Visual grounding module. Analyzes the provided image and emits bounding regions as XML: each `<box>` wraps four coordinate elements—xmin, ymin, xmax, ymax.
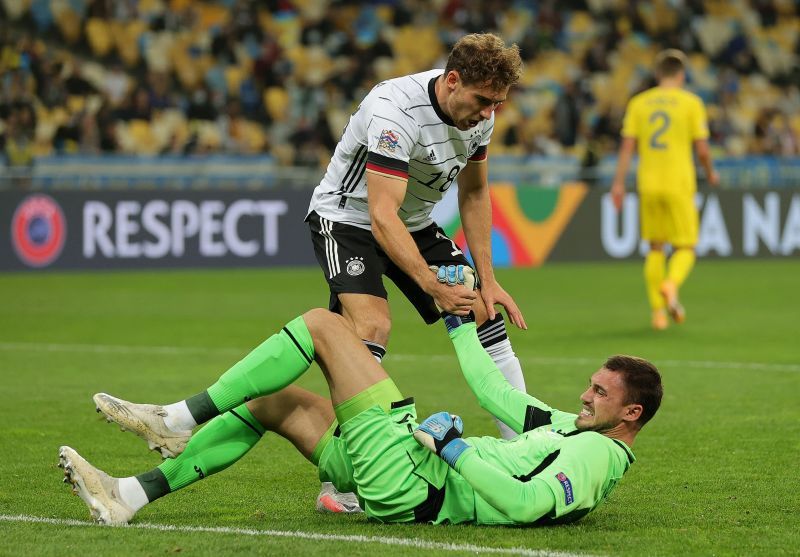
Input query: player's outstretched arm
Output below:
<box><xmin>413</xmin><ymin>411</ymin><xmax>556</xmax><ymax>524</ymax></box>
<box><xmin>431</xmin><ymin>266</ymin><xmax>545</xmax><ymax>434</ymax></box>
<box><xmin>457</xmin><ymin>162</ymin><xmax>527</xmax><ymax>329</ymax></box>
<box><xmin>478</xmin><ymin>280</ymin><xmax>527</xmax><ymax>330</ymax></box>
<box><xmin>457</xmin><ymin>448</ymin><xmax>557</xmax><ymax>524</ymax></box>
<box><xmin>368</xmin><ymin>173</ymin><xmax>476</xmax><ymax>315</ymax></box>
<box><xmin>442</xmin><ymin>314</ymin><xmax>540</xmax><ymax>435</ymax></box>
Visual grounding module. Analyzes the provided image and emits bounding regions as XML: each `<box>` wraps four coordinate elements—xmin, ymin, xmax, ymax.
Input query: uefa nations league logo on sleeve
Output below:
<box><xmin>11</xmin><ymin>194</ymin><xmax>67</xmax><ymax>268</ymax></box>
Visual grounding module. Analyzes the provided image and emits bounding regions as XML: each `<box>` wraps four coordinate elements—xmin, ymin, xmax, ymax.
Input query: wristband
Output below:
<box><xmin>440</xmin><ymin>438</ymin><xmax>470</xmax><ymax>468</ymax></box>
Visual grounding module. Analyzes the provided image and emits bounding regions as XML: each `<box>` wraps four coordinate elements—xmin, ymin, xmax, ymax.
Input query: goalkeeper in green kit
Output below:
<box><xmin>59</xmin><ymin>266</ymin><xmax>662</xmax><ymax>526</ymax></box>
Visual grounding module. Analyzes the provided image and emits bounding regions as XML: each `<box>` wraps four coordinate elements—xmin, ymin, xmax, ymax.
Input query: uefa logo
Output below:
<box><xmin>11</xmin><ymin>194</ymin><xmax>67</xmax><ymax>268</ymax></box>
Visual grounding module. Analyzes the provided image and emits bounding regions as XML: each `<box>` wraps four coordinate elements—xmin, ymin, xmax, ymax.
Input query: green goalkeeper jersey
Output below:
<box><xmin>432</xmin><ymin>325</ymin><xmax>636</xmax><ymax>525</ymax></box>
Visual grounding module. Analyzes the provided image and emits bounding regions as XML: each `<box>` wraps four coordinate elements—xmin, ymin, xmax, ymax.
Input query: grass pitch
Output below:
<box><xmin>1</xmin><ymin>259</ymin><xmax>798</xmax><ymax>556</ymax></box>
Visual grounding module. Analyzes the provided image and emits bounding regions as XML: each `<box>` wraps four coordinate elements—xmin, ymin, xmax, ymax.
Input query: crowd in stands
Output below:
<box><xmin>1</xmin><ymin>0</ymin><xmax>798</xmax><ymax>174</ymax></box>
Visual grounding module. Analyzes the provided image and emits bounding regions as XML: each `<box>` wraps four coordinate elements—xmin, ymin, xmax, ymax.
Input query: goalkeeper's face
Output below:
<box><xmin>575</xmin><ymin>369</ymin><xmax>639</xmax><ymax>433</ymax></box>
<box><xmin>445</xmin><ymin>73</ymin><xmax>508</xmax><ymax>131</ymax></box>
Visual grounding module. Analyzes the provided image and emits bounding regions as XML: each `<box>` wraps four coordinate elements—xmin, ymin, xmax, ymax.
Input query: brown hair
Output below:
<box><xmin>603</xmin><ymin>355</ymin><xmax>663</xmax><ymax>427</ymax></box>
<box><xmin>655</xmin><ymin>49</ymin><xmax>687</xmax><ymax>79</ymax></box>
<box><xmin>445</xmin><ymin>33</ymin><xmax>523</xmax><ymax>90</ymax></box>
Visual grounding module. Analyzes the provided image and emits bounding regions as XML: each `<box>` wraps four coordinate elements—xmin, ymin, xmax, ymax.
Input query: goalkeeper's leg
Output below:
<box><xmin>95</xmin><ymin>314</ymin><xmax>320</xmax><ymax>454</ymax></box>
<box><xmin>66</xmin><ymin>387</ymin><xmax>347</xmax><ymax>522</ymax></box>
<box><xmin>61</xmin><ymin>403</ymin><xmax>266</xmax><ymax>524</ymax></box>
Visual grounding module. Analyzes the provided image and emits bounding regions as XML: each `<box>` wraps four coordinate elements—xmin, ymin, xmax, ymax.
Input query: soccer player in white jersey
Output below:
<box><xmin>307</xmin><ymin>33</ymin><xmax>529</xmax><ymax>511</ymax></box>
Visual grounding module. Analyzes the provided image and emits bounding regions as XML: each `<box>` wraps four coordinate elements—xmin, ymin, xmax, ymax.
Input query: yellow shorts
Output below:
<box><xmin>639</xmin><ymin>191</ymin><xmax>698</xmax><ymax>246</ymax></box>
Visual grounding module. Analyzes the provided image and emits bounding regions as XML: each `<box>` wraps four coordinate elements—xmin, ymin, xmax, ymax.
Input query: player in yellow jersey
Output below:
<box><xmin>611</xmin><ymin>49</ymin><xmax>719</xmax><ymax>330</ymax></box>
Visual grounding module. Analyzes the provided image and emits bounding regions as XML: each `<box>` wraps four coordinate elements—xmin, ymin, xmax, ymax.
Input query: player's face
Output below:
<box><xmin>446</xmin><ymin>73</ymin><xmax>508</xmax><ymax>131</ymax></box>
<box><xmin>575</xmin><ymin>369</ymin><xmax>633</xmax><ymax>432</ymax></box>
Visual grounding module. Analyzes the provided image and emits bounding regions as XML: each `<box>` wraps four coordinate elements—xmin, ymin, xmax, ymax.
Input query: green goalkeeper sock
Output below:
<box><xmin>184</xmin><ymin>315</ymin><xmax>315</xmax><ymax>424</ymax></box>
<box><xmin>136</xmin><ymin>404</ymin><xmax>266</xmax><ymax>502</ymax></box>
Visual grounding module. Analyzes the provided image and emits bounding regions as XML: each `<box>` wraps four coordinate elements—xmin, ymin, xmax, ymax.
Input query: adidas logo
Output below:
<box><xmin>422</xmin><ymin>150</ymin><xmax>436</xmax><ymax>162</ymax></box>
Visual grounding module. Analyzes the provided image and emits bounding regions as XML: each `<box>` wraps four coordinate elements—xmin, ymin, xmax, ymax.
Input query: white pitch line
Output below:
<box><xmin>391</xmin><ymin>354</ymin><xmax>800</xmax><ymax>373</ymax></box>
<box><xmin>0</xmin><ymin>341</ymin><xmax>244</xmax><ymax>356</ymax></box>
<box><xmin>1</xmin><ymin>341</ymin><xmax>798</xmax><ymax>373</ymax></box>
<box><xmin>0</xmin><ymin>514</ymin><xmax>594</xmax><ymax>557</ymax></box>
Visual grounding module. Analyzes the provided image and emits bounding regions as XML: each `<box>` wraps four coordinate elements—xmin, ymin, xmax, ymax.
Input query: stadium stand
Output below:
<box><xmin>0</xmin><ymin>0</ymin><xmax>798</xmax><ymax>179</ymax></box>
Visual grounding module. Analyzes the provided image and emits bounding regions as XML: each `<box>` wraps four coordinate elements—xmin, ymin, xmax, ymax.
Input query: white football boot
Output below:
<box><xmin>58</xmin><ymin>446</ymin><xmax>136</xmax><ymax>525</ymax></box>
<box><xmin>316</xmin><ymin>482</ymin><xmax>362</xmax><ymax>514</ymax></box>
<box><xmin>93</xmin><ymin>393</ymin><xmax>191</xmax><ymax>458</ymax></box>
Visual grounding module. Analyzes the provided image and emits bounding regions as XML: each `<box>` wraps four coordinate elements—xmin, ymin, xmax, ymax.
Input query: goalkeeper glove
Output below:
<box><xmin>428</xmin><ymin>265</ymin><xmax>477</xmax><ymax>331</ymax></box>
<box><xmin>429</xmin><ymin>264</ymin><xmax>477</xmax><ymax>289</ymax></box>
<box><xmin>413</xmin><ymin>411</ymin><xmax>470</xmax><ymax>468</ymax></box>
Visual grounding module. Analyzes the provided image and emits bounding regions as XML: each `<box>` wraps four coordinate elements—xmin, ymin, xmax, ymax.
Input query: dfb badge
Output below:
<box><xmin>346</xmin><ymin>257</ymin><xmax>365</xmax><ymax>276</ymax></box>
<box><xmin>468</xmin><ymin>136</ymin><xmax>481</xmax><ymax>157</ymax></box>
<box><xmin>11</xmin><ymin>194</ymin><xmax>67</xmax><ymax>268</ymax></box>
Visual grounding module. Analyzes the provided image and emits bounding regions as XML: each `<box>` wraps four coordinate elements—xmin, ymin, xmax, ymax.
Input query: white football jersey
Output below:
<box><xmin>307</xmin><ymin>69</ymin><xmax>493</xmax><ymax>232</ymax></box>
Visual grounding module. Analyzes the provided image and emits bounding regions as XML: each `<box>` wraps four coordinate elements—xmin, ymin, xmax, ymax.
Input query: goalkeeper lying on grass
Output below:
<box><xmin>59</xmin><ymin>266</ymin><xmax>662</xmax><ymax>526</ymax></box>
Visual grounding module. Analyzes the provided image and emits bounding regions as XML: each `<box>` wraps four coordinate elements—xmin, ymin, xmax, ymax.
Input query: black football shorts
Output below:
<box><xmin>307</xmin><ymin>211</ymin><xmax>472</xmax><ymax>324</ymax></box>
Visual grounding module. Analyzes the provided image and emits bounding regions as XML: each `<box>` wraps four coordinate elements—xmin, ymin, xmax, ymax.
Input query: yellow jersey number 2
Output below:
<box><xmin>649</xmin><ymin>111</ymin><xmax>671</xmax><ymax>150</ymax></box>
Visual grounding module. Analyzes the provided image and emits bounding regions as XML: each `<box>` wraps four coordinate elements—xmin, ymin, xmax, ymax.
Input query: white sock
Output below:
<box><xmin>162</xmin><ymin>401</ymin><xmax>197</xmax><ymax>432</ymax></box>
<box><xmin>118</xmin><ymin>476</ymin><xmax>150</xmax><ymax>512</ymax></box>
<box><xmin>486</xmin><ymin>339</ymin><xmax>526</xmax><ymax>390</ymax></box>
<box><xmin>477</xmin><ymin>316</ymin><xmax>527</xmax><ymax>440</ymax></box>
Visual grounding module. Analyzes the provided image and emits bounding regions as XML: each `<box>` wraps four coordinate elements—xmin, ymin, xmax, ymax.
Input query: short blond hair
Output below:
<box><xmin>445</xmin><ymin>33</ymin><xmax>523</xmax><ymax>90</ymax></box>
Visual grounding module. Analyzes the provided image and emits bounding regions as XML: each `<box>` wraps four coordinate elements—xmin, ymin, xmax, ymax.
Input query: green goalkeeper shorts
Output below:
<box><xmin>318</xmin><ymin>398</ymin><xmax>450</xmax><ymax>523</ymax></box>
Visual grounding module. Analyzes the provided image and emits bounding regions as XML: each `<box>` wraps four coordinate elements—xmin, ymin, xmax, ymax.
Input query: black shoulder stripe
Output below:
<box><xmin>513</xmin><ymin>450</ymin><xmax>561</xmax><ymax>483</ymax></box>
<box><xmin>282</xmin><ymin>326</ymin><xmax>312</xmax><ymax>364</ymax></box>
<box><xmin>340</xmin><ymin>144</ymin><xmax>366</xmax><ymax>190</ymax></box>
<box><xmin>523</xmin><ymin>405</ymin><xmax>553</xmax><ymax>432</ymax></box>
<box><xmin>367</xmin><ymin>151</ymin><xmax>410</xmax><ymax>173</ymax></box>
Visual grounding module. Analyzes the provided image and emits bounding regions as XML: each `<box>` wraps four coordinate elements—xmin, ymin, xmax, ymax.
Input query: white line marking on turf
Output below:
<box><xmin>0</xmin><ymin>515</ymin><xmax>594</xmax><ymax>557</ymax></box>
<box><xmin>391</xmin><ymin>354</ymin><xmax>800</xmax><ymax>373</ymax></box>
<box><xmin>2</xmin><ymin>340</ymin><xmax>798</xmax><ymax>373</ymax></box>
<box><xmin>0</xmin><ymin>341</ymin><xmax>244</xmax><ymax>356</ymax></box>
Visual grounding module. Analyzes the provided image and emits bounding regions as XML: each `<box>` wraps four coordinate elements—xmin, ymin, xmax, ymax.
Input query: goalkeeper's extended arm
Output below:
<box><xmin>445</xmin><ymin>322</ymin><xmax>534</xmax><ymax>434</ymax></box>
<box><xmin>455</xmin><ymin>449</ymin><xmax>556</xmax><ymax>524</ymax></box>
<box><xmin>431</xmin><ymin>264</ymin><xmax>536</xmax><ymax>434</ymax></box>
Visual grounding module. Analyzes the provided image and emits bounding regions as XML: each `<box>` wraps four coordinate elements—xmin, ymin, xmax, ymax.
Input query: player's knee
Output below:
<box><xmin>352</xmin><ymin>312</ymin><xmax>391</xmax><ymax>345</ymax></box>
<box><xmin>302</xmin><ymin>308</ymin><xmax>347</xmax><ymax>338</ymax></box>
